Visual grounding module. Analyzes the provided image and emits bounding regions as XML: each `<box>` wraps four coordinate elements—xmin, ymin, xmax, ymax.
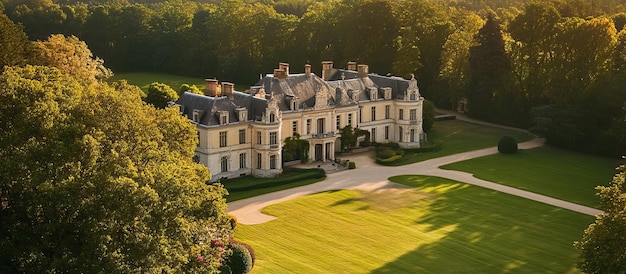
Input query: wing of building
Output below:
<box><xmin>176</xmin><ymin>61</ymin><xmax>424</xmax><ymax>182</ymax></box>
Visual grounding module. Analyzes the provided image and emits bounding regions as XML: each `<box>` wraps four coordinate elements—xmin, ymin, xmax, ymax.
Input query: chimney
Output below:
<box><xmin>274</xmin><ymin>68</ymin><xmax>287</xmax><ymax>80</ymax></box>
<box><xmin>304</xmin><ymin>64</ymin><xmax>311</xmax><ymax>76</ymax></box>
<box><xmin>321</xmin><ymin>61</ymin><xmax>333</xmax><ymax>81</ymax></box>
<box><xmin>347</xmin><ymin>61</ymin><xmax>357</xmax><ymax>71</ymax></box>
<box><xmin>222</xmin><ymin>82</ymin><xmax>234</xmax><ymax>99</ymax></box>
<box><xmin>279</xmin><ymin>62</ymin><xmax>289</xmax><ymax>76</ymax></box>
<box><xmin>205</xmin><ymin>79</ymin><xmax>219</xmax><ymax>97</ymax></box>
<box><xmin>357</xmin><ymin>64</ymin><xmax>369</xmax><ymax>78</ymax></box>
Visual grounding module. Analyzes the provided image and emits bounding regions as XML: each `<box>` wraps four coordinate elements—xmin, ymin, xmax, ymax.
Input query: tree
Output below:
<box><xmin>575</xmin><ymin>162</ymin><xmax>626</xmax><ymax>273</ymax></box>
<box><xmin>33</xmin><ymin>34</ymin><xmax>112</xmax><ymax>84</ymax></box>
<box><xmin>422</xmin><ymin>99</ymin><xmax>435</xmax><ymax>132</ymax></box>
<box><xmin>339</xmin><ymin>125</ymin><xmax>356</xmax><ymax>152</ymax></box>
<box><xmin>0</xmin><ymin>13</ymin><xmax>33</xmax><ymax>68</ymax></box>
<box><xmin>467</xmin><ymin>13</ymin><xmax>513</xmax><ymax>121</ymax></box>
<box><xmin>145</xmin><ymin>82</ymin><xmax>179</xmax><ymax>108</ymax></box>
<box><xmin>0</xmin><ymin>65</ymin><xmax>232</xmax><ymax>272</ymax></box>
<box><xmin>180</xmin><ymin>83</ymin><xmax>203</xmax><ymax>96</ymax></box>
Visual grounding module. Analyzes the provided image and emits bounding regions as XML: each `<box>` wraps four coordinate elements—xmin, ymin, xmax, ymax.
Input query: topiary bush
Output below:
<box><xmin>348</xmin><ymin>161</ymin><xmax>356</xmax><ymax>169</ymax></box>
<box><xmin>498</xmin><ymin>136</ymin><xmax>518</xmax><ymax>154</ymax></box>
<box><xmin>224</xmin><ymin>242</ymin><xmax>253</xmax><ymax>274</ymax></box>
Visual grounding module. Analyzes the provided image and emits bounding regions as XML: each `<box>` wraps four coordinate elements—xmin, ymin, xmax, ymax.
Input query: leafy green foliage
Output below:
<box><xmin>145</xmin><ymin>82</ymin><xmax>178</xmax><ymax>108</ymax></box>
<box><xmin>283</xmin><ymin>133</ymin><xmax>310</xmax><ymax>163</ymax></box>
<box><xmin>339</xmin><ymin>125</ymin><xmax>356</xmax><ymax>152</ymax></box>
<box><xmin>180</xmin><ymin>83</ymin><xmax>203</xmax><ymax>96</ymax></box>
<box><xmin>497</xmin><ymin>136</ymin><xmax>518</xmax><ymax>154</ymax></box>
<box><xmin>0</xmin><ymin>65</ymin><xmax>232</xmax><ymax>272</ymax></box>
<box><xmin>0</xmin><ymin>13</ymin><xmax>33</xmax><ymax>67</ymax></box>
<box><xmin>32</xmin><ymin>34</ymin><xmax>112</xmax><ymax>84</ymax></box>
<box><xmin>575</xmin><ymin>163</ymin><xmax>626</xmax><ymax>272</ymax></box>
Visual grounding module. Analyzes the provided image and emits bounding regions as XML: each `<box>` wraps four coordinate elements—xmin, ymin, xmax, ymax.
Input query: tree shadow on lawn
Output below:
<box><xmin>371</xmin><ymin>175</ymin><xmax>594</xmax><ymax>273</ymax></box>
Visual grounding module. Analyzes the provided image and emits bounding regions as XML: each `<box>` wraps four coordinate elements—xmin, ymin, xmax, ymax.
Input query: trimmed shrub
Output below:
<box><xmin>405</xmin><ymin>142</ymin><xmax>442</xmax><ymax>153</ymax></box>
<box><xmin>348</xmin><ymin>161</ymin><xmax>356</xmax><ymax>169</ymax></box>
<box><xmin>498</xmin><ymin>136</ymin><xmax>518</xmax><ymax>154</ymax></box>
<box><xmin>376</xmin><ymin>155</ymin><xmax>402</xmax><ymax>164</ymax></box>
<box><xmin>225</xmin><ymin>242</ymin><xmax>253</xmax><ymax>274</ymax></box>
<box><xmin>376</xmin><ymin>147</ymin><xmax>396</xmax><ymax>159</ymax></box>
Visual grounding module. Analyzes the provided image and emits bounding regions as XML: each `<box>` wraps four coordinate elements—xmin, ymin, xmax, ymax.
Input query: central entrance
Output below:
<box><xmin>315</xmin><ymin>144</ymin><xmax>323</xmax><ymax>161</ymax></box>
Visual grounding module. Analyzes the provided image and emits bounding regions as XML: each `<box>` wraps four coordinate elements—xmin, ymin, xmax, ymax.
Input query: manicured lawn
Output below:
<box><xmin>441</xmin><ymin>146</ymin><xmax>621</xmax><ymax>208</ymax></box>
<box><xmin>235</xmin><ymin>175</ymin><xmax>593</xmax><ymax>273</ymax></box>
<box><xmin>221</xmin><ymin>168</ymin><xmax>326</xmax><ymax>202</ymax></box>
<box><xmin>109</xmin><ymin>72</ymin><xmax>206</xmax><ymax>92</ymax></box>
<box><xmin>384</xmin><ymin>120</ymin><xmax>534</xmax><ymax>165</ymax></box>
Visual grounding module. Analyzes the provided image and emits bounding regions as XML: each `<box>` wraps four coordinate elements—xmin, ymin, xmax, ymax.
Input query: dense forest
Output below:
<box><xmin>2</xmin><ymin>0</ymin><xmax>626</xmax><ymax>156</ymax></box>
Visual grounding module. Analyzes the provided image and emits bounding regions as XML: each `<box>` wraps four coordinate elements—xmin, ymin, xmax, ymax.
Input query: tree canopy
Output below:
<box><xmin>0</xmin><ymin>65</ymin><xmax>232</xmax><ymax>272</ymax></box>
<box><xmin>575</xmin><ymin>162</ymin><xmax>626</xmax><ymax>273</ymax></box>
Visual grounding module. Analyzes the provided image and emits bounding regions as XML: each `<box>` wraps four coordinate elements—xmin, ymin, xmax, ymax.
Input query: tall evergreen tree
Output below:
<box><xmin>467</xmin><ymin>13</ymin><xmax>512</xmax><ymax>121</ymax></box>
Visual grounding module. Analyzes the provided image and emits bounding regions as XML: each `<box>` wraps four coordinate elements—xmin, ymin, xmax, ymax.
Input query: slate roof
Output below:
<box><xmin>176</xmin><ymin>66</ymin><xmax>415</xmax><ymax>126</ymax></box>
<box><xmin>177</xmin><ymin>91</ymin><xmax>267</xmax><ymax>127</ymax></box>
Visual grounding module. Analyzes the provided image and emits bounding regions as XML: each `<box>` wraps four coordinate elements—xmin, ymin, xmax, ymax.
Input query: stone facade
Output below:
<box><xmin>176</xmin><ymin>61</ymin><xmax>425</xmax><ymax>182</ymax></box>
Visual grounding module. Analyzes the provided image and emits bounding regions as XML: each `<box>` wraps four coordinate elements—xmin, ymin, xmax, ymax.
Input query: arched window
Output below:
<box><xmin>221</xmin><ymin>156</ymin><xmax>228</xmax><ymax>173</ymax></box>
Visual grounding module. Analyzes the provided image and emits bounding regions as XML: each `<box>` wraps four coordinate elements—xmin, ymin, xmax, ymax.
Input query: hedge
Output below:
<box><xmin>405</xmin><ymin>142</ymin><xmax>442</xmax><ymax>153</ymax></box>
<box><xmin>227</xmin><ymin>168</ymin><xmax>326</xmax><ymax>192</ymax></box>
<box><xmin>375</xmin><ymin>155</ymin><xmax>403</xmax><ymax>164</ymax></box>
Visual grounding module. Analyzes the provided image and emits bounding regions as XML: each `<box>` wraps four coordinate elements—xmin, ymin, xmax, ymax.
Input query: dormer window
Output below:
<box><xmin>410</xmin><ymin>92</ymin><xmax>416</xmax><ymax>101</ymax></box>
<box><xmin>192</xmin><ymin>109</ymin><xmax>203</xmax><ymax>123</ymax></box>
<box><xmin>236</xmin><ymin>107</ymin><xmax>248</xmax><ymax>122</ymax></box>
<box><xmin>176</xmin><ymin>104</ymin><xmax>185</xmax><ymax>113</ymax></box>
<box><xmin>370</xmin><ymin>88</ymin><xmax>377</xmax><ymax>101</ymax></box>
<box><xmin>269</xmin><ymin>112</ymin><xmax>276</xmax><ymax>123</ymax></box>
<box><xmin>218</xmin><ymin>111</ymin><xmax>229</xmax><ymax>125</ymax></box>
<box><xmin>383</xmin><ymin>87</ymin><xmax>392</xmax><ymax>100</ymax></box>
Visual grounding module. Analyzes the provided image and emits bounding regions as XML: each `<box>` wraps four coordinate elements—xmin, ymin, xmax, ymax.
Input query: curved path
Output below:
<box><xmin>228</xmin><ymin>115</ymin><xmax>603</xmax><ymax>224</ymax></box>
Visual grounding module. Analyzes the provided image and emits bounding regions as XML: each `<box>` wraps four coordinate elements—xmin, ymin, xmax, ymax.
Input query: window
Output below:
<box><xmin>239</xmin><ymin>129</ymin><xmax>245</xmax><ymax>144</ymax></box>
<box><xmin>270</xmin><ymin>132</ymin><xmax>277</xmax><ymax>145</ymax></box>
<box><xmin>196</xmin><ymin>131</ymin><xmax>200</xmax><ymax>147</ymax></box>
<box><xmin>371</xmin><ymin>128</ymin><xmax>376</xmax><ymax>142</ymax></box>
<box><xmin>371</xmin><ymin>107</ymin><xmax>376</xmax><ymax>121</ymax></box>
<box><xmin>219</xmin><ymin>131</ymin><xmax>227</xmax><ymax>147</ymax></box>
<box><xmin>385</xmin><ymin>105</ymin><xmax>390</xmax><ymax>119</ymax></box>
<box><xmin>292</xmin><ymin>121</ymin><xmax>297</xmax><ymax>135</ymax></box>
<box><xmin>399</xmin><ymin>109</ymin><xmax>404</xmax><ymax>120</ymax></box>
<box><xmin>192</xmin><ymin>110</ymin><xmax>201</xmax><ymax>123</ymax></box>
<box><xmin>257</xmin><ymin>153</ymin><xmax>262</xmax><ymax>169</ymax></box>
<box><xmin>410</xmin><ymin>92</ymin><xmax>416</xmax><ymax>101</ymax></box>
<box><xmin>270</xmin><ymin>155</ymin><xmax>277</xmax><ymax>169</ymax></box>
<box><xmin>371</xmin><ymin>90</ymin><xmax>377</xmax><ymax>100</ymax></box>
<box><xmin>359</xmin><ymin>108</ymin><xmax>363</xmax><ymax>123</ymax></box>
<box><xmin>385</xmin><ymin>126</ymin><xmax>389</xmax><ymax>140</ymax></box>
<box><xmin>348</xmin><ymin>113</ymin><xmax>352</xmax><ymax>126</ymax></box>
<box><xmin>399</xmin><ymin>127</ymin><xmax>403</xmax><ymax>142</ymax></box>
<box><xmin>239</xmin><ymin>153</ymin><xmax>246</xmax><ymax>169</ymax></box>
<box><xmin>220</xmin><ymin>156</ymin><xmax>228</xmax><ymax>172</ymax></box>
<box><xmin>269</xmin><ymin>112</ymin><xmax>275</xmax><ymax>123</ymax></box>
<box><xmin>410</xmin><ymin>109</ymin><xmax>417</xmax><ymax>121</ymax></box>
<box><xmin>410</xmin><ymin>129</ymin><xmax>416</xmax><ymax>142</ymax></box>
<box><xmin>221</xmin><ymin>114</ymin><xmax>228</xmax><ymax>125</ymax></box>
<box><xmin>257</xmin><ymin>131</ymin><xmax>262</xmax><ymax>144</ymax></box>
<box><xmin>336</xmin><ymin>115</ymin><xmax>341</xmax><ymax>130</ymax></box>
<box><xmin>306</xmin><ymin>119</ymin><xmax>311</xmax><ymax>134</ymax></box>
<box><xmin>317</xmin><ymin>118</ymin><xmax>325</xmax><ymax>134</ymax></box>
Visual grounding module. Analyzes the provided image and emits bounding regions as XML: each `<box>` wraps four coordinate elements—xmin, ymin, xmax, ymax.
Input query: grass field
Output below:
<box><xmin>441</xmin><ymin>146</ymin><xmax>621</xmax><ymax>208</ymax></box>
<box><xmin>235</xmin><ymin>175</ymin><xmax>593</xmax><ymax>273</ymax></box>
<box><xmin>385</xmin><ymin>120</ymin><xmax>534</xmax><ymax>165</ymax></box>
<box><xmin>109</xmin><ymin>72</ymin><xmax>207</xmax><ymax>92</ymax></box>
